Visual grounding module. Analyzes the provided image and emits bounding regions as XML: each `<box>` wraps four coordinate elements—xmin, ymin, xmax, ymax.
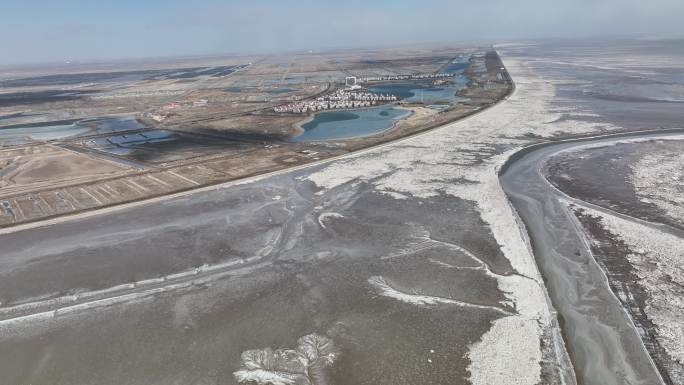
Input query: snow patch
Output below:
<box><xmin>630</xmin><ymin>149</ymin><xmax>684</xmax><ymax>223</ymax></box>
<box><xmin>317</xmin><ymin>212</ymin><xmax>344</xmax><ymax>229</ymax></box>
<box><xmin>467</xmin><ymin>316</ymin><xmax>543</xmax><ymax>385</ymax></box>
<box><xmin>303</xmin><ymin>56</ymin><xmax>592</xmax><ymax>385</ymax></box>
<box><xmin>368</xmin><ymin>275</ymin><xmax>512</xmax><ymax>314</ymax></box>
<box><xmin>234</xmin><ymin>333</ymin><xmax>339</xmax><ymax>385</ymax></box>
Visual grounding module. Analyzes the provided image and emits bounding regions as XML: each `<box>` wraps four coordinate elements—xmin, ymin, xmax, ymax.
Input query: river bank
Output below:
<box><xmin>500</xmin><ymin>129</ymin><xmax>684</xmax><ymax>385</ymax></box>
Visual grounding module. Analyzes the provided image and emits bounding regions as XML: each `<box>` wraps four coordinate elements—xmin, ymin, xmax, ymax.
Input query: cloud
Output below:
<box><xmin>0</xmin><ymin>0</ymin><xmax>683</xmax><ymax>65</ymax></box>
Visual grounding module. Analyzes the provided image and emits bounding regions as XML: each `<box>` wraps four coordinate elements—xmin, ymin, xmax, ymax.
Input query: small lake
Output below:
<box><xmin>369</xmin><ymin>76</ymin><xmax>467</xmax><ymax>104</ymax></box>
<box><xmin>292</xmin><ymin>106</ymin><xmax>412</xmax><ymax>142</ymax></box>
<box><xmin>0</xmin><ymin>117</ymin><xmax>146</xmax><ymax>145</ymax></box>
<box><xmin>443</xmin><ymin>56</ymin><xmax>471</xmax><ymax>74</ymax></box>
<box><xmin>367</xmin><ymin>55</ymin><xmax>470</xmax><ymax>104</ymax></box>
<box><xmin>0</xmin><ymin>122</ymin><xmax>89</xmax><ymax>143</ymax></box>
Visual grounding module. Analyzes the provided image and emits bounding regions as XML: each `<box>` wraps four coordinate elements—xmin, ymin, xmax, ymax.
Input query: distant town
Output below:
<box><xmin>273</xmin><ymin>73</ymin><xmax>457</xmax><ymax>114</ymax></box>
<box><xmin>273</xmin><ymin>88</ymin><xmax>398</xmax><ymax>114</ymax></box>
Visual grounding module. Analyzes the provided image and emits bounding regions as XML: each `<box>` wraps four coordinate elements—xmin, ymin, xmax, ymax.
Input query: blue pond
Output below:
<box><xmin>442</xmin><ymin>57</ymin><xmax>471</xmax><ymax>74</ymax></box>
<box><xmin>290</xmin><ymin>55</ymin><xmax>471</xmax><ymax>142</ymax></box>
<box><xmin>367</xmin><ymin>55</ymin><xmax>470</xmax><ymax>104</ymax></box>
<box><xmin>369</xmin><ymin>76</ymin><xmax>467</xmax><ymax>104</ymax></box>
<box><xmin>293</xmin><ymin>106</ymin><xmax>412</xmax><ymax>142</ymax></box>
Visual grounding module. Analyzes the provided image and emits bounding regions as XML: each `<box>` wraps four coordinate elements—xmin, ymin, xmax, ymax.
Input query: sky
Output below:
<box><xmin>1</xmin><ymin>0</ymin><xmax>683</xmax><ymax>65</ymax></box>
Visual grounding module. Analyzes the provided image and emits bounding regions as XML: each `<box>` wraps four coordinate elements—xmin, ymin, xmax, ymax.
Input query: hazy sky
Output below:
<box><xmin>1</xmin><ymin>0</ymin><xmax>683</xmax><ymax>65</ymax></box>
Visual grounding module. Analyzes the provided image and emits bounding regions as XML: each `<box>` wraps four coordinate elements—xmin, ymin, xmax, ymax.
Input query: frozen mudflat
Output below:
<box><xmin>1</xmin><ymin>38</ymin><xmax>684</xmax><ymax>384</ymax></box>
<box><xmin>544</xmin><ymin>137</ymin><xmax>684</xmax><ymax>384</ymax></box>
<box><xmin>504</xmin><ymin>39</ymin><xmax>684</xmax><ymax>384</ymax></box>
<box><xmin>546</xmin><ymin>139</ymin><xmax>684</xmax><ymax>230</ymax></box>
<box><xmin>571</xmin><ymin>203</ymin><xmax>684</xmax><ymax>385</ymax></box>
<box><xmin>631</xmin><ymin>148</ymin><xmax>684</xmax><ymax>225</ymax></box>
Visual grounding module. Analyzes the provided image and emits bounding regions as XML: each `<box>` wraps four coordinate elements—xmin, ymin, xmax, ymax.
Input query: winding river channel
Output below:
<box><xmin>500</xmin><ymin>128</ymin><xmax>684</xmax><ymax>385</ymax></box>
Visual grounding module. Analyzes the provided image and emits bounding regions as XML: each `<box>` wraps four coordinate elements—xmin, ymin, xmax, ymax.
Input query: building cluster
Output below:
<box><xmin>274</xmin><ymin>89</ymin><xmax>397</xmax><ymax>114</ymax></box>
<box><xmin>363</xmin><ymin>73</ymin><xmax>455</xmax><ymax>82</ymax></box>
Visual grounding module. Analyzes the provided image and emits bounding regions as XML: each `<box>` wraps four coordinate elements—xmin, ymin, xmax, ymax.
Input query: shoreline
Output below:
<box><xmin>290</xmin><ymin>104</ymin><xmax>416</xmax><ymax>142</ymax></box>
<box><xmin>0</xmin><ymin>78</ymin><xmax>512</xmax><ymax>234</ymax></box>
<box><xmin>499</xmin><ymin>129</ymin><xmax>684</xmax><ymax>385</ymax></box>
<box><xmin>288</xmin><ymin>76</ymin><xmax>469</xmax><ymax>142</ymax></box>
<box><xmin>289</xmin><ymin>102</ymin><xmax>405</xmax><ymax>139</ymax></box>
<box><xmin>0</xmin><ymin>52</ymin><xmax>513</xmax><ymax>230</ymax></box>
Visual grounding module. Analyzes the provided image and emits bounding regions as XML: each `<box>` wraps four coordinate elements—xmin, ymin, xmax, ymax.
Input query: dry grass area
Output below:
<box><xmin>0</xmin><ymin>145</ymin><xmax>131</xmax><ymax>195</ymax></box>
